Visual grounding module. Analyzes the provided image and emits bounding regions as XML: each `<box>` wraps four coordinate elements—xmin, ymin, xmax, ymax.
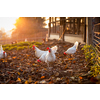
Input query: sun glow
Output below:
<box><xmin>0</xmin><ymin>17</ymin><xmax>19</xmax><ymax>37</ymax></box>
<box><xmin>44</xmin><ymin>17</ymin><xmax>49</xmax><ymax>28</ymax></box>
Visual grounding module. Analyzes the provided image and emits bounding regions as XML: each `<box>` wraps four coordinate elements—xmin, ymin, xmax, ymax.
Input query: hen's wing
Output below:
<box><xmin>51</xmin><ymin>46</ymin><xmax>58</xmax><ymax>53</ymax></box>
<box><xmin>66</xmin><ymin>47</ymin><xmax>76</xmax><ymax>54</ymax></box>
<box><xmin>39</xmin><ymin>52</ymin><xmax>47</xmax><ymax>62</ymax></box>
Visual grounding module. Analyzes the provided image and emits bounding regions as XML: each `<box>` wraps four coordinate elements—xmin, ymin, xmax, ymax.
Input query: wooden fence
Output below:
<box><xmin>92</xmin><ymin>17</ymin><xmax>100</xmax><ymax>53</ymax></box>
<box><xmin>0</xmin><ymin>36</ymin><xmax>46</xmax><ymax>45</ymax></box>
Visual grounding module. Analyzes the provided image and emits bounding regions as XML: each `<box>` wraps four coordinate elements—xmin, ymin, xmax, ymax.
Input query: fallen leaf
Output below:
<box><xmin>28</xmin><ymin>78</ymin><xmax>32</xmax><ymax>83</ymax></box>
<box><xmin>49</xmin><ymin>81</ymin><xmax>53</xmax><ymax>84</ymax></box>
<box><xmin>27</xmin><ymin>63</ymin><xmax>30</xmax><ymax>65</ymax></box>
<box><xmin>41</xmin><ymin>76</ymin><xmax>45</xmax><ymax>79</ymax></box>
<box><xmin>9</xmin><ymin>80</ymin><xmax>16</xmax><ymax>84</ymax></box>
<box><xmin>33</xmin><ymin>64</ymin><xmax>38</xmax><ymax>66</ymax></box>
<box><xmin>12</xmin><ymin>56</ymin><xmax>16</xmax><ymax>59</ymax></box>
<box><xmin>3</xmin><ymin>60</ymin><xmax>7</xmax><ymax>62</ymax></box>
<box><xmin>34</xmin><ymin>81</ymin><xmax>38</xmax><ymax>84</ymax></box>
<box><xmin>79</xmin><ymin>76</ymin><xmax>82</xmax><ymax>80</ymax></box>
<box><xmin>26</xmin><ymin>54</ymin><xmax>30</xmax><ymax>57</ymax></box>
<box><xmin>21</xmin><ymin>59</ymin><xmax>23</xmax><ymax>61</ymax></box>
<box><xmin>7</xmin><ymin>72</ymin><xmax>10</xmax><ymax>74</ymax></box>
<box><xmin>36</xmin><ymin>70</ymin><xmax>38</xmax><ymax>72</ymax></box>
<box><xmin>56</xmin><ymin>77</ymin><xmax>61</xmax><ymax>81</ymax></box>
<box><xmin>55</xmin><ymin>72</ymin><xmax>59</xmax><ymax>77</ymax></box>
<box><xmin>44</xmin><ymin>68</ymin><xmax>47</xmax><ymax>71</ymax></box>
<box><xmin>69</xmin><ymin>61</ymin><xmax>72</xmax><ymax>63</ymax></box>
<box><xmin>16</xmin><ymin>78</ymin><xmax>21</xmax><ymax>82</ymax></box>
<box><xmin>25</xmin><ymin>81</ymin><xmax>28</xmax><ymax>84</ymax></box>
<box><xmin>73</xmin><ymin>61</ymin><xmax>76</xmax><ymax>63</ymax></box>
<box><xmin>64</xmin><ymin>66</ymin><xmax>67</xmax><ymax>69</ymax></box>
<box><xmin>1</xmin><ymin>58</ymin><xmax>3</xmax><ymax>60</ymax></box>
<box><xmin>40</xmin><ymin>80</ymin><xmax>46</xmax><ymax>84</ymax></box>
<box><xmin>20</xmin><ymin>69</ymin><xmax>23</xmax><ymax>72</ymax></box>
<box><xmin>31</xmin><ymin>68</ymin><xmax>34</xmax><ymax>72</ymax></box>
<box><xmin>17</xmin><ymin>72</ymin><xmax>20</xmax><ymax>75</ymax></box>
<box><xmin>68</xmin><ymin>58</ymin><xmax>73</xmax><ymax>60</ymax></box>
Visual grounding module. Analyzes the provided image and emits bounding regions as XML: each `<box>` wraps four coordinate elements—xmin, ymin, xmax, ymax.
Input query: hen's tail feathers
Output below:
<box><xmin>74</xmin><ymin>41</ymin><xmax>78</xmax><ymax>49</ymax></box>
<box><xmin>51</xmin><ymin>46</ymin><xmax>58</xmax><ymax>53</ymax></box>
<box><xmin>0</xmin><ymin>45</ymin><xmax>3</xmax><ymax>53</ymax></box>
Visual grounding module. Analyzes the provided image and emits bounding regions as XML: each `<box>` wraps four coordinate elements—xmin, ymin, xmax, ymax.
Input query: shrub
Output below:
<box><xmin>82</xmin><ymin>44</ymin><xmax>100</xmax><ymax>77</ymax></box>
<box><xmin>34</xmin><ymin>42</ymin><xmax>42</xmax><ymax>45</ymax></box>
<box><xmin>3</xmin><ymin>46</ymin><xmax>9</xmax><ymax>51</ymax></box>
<box><xmin>17</xmin><ymin>47</ymin><xmax>24</xmax><ymax>50</ymax></box>
<box><xmin>2</xmin><ymin>41</ymin><xmax>42</xmax><ymax>51</ymax></box>
<box><xmin>3</xmin><ymin>44</ymin><xmax>12</xmax><ymax>48</ymax></box>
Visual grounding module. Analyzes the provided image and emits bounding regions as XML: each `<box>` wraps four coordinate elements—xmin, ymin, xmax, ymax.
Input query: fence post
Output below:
<box><xmin>60</xmin><ymin>17</ymin><xmax>66</xmax><ymax>41</ymax></box>
<box><xmin>73</xmin><ymin>19</ymin><xmax>75</xmax><ymax>34</ymax></box>
<box><xmin>48</xmin><ymin>17</ymin><xmax>51</xmax><ymax>37</ymax></box>
<box><xmin>55</xmin><ymin>17</ymin><xmax>56</xmax><ymax>33</ymax></box>
<box><xmin>88</xmin><ymin>17</ymin><xmax>93</xmax><ymax>45</ymax></box>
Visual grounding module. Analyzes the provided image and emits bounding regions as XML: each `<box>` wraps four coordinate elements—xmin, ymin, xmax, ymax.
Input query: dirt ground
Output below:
<box><xmin>0</xmin><ymin>39</ymin><xmax>97</xmax><ymax>84</ymax></box>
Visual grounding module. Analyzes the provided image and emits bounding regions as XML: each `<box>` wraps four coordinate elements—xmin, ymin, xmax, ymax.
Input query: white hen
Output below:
<box><xmin>45</xmin><ymin>47</ymin><xmax>56</xmax><ymax>68</ymax></box>
<box><xmin>33</xmin><ymin>45</ymin><xmax>57</xmax><ymax>58</ymax></box>
<box><xmin>0</xmin><ymin>45</ymin><xmax>7</xmax><ymax>59</ymax></box>
<box><xmin>64</xmin><ymin>41</ymin><xmax>78</xmax><ymax>55</ymax></box>
<box><xmin>37</xmin><ymin>47</ymin><xmax>56</xmax><ymax>69</ymax></box>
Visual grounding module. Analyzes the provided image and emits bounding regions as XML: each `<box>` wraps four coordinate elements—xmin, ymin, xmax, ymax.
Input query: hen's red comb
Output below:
<box><xmin>3</xmin><ymin>51</ymin><xmax>5</xmax><ymax>53</ymax></box>
<box><xmin>32</xmin><ymin>45</ymin><xmax>35</xmax><ymax>47</ymax></box>
<box><xmin>37</xmin><ymin>59</ymin><xmax>41</xmax><ymax>62</ymax></box>
<box><xmin>47</xmin><ymin>47</ymin><xmax>49</xmax><ymax>50</ymax></box>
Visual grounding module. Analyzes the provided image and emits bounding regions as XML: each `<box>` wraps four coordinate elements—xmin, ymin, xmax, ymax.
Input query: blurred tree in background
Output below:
<box><xmin>0</xmin><ymin>30</ymin><xmax>3</xmax><ymax>39</ymax></box>
<box><xmin>11</xmin><ymin>17</ymin><xmax>47</xmax><ymax>40</ymax></box>
<box><xmin>0</xmin><ymin>30</ymin><xmax>7</xmax><ymax>40</ymax></box>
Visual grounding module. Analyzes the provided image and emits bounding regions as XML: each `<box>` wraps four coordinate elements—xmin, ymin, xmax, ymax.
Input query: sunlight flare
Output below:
<box><xmin>44</xmin><ymin>17</ymin><xmax>49</xmax><ymax>28</ymax></box>
<box><xmin>0</xmin><ymin>17</ymin><xmax>19</xmax><ymax>37</ymax></box>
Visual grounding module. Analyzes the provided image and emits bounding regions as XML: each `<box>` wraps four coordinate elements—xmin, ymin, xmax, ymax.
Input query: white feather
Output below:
<box><xmin>39</xmin><ymin>52</ymin><xmax>47</xmax><ymax>62</ymax></box>
<box><xmin>51</xmin><ymin>45</ymin><xmax>58</xmax><ymax>53</ymax></box>
<box><xmin>34</xmin><ymin>46</ymin><xmax>47</xmax><ymax>58</ymax></box>
<box><xmin>74</xmin><ymin>41</ymin><xmax>78</xmax><ymax>49</ymax></box>
<box><xmin>0</xmin><ymin>45</ymin><xmax>7</xmax><ymax>59</ymax></box>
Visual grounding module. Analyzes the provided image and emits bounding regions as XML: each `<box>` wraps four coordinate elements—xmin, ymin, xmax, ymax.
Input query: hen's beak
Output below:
<box><xmin>64</xmin><ymin>52</ymin><xmax>67</xmax><ymax>55</ymax></box>
<box><xmin>33</xmin><ymin>47</ymin><xmax>35</xmax><ymax>50</ymax></box>
<box><xmin>32</xmin><ymin>45</ymin><xmax>35</xmax><ymax>50</ymax></box>
<box><xmin>47</xmin><ymin>47</ymin><xmax>51</xmax><ymax>52</ymax></box>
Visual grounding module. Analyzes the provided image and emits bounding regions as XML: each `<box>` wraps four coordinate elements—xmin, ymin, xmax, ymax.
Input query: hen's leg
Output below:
<box><xmin>47</xmin><ymin>62</ymin><xmax>49</xmax><ymax>68</ymax></box>
<box><xmin>72</xmin><ymin>54</ymin><xmax>74</xmax><ymax>58</ymax></box>
<box><xmin>69</xmin><ymin>54</ymin><xmax>72</xmax><ymax>66</ymax></box>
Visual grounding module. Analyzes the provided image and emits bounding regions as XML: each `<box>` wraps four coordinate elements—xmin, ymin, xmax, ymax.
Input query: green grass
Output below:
<box><xmin>2</xmin><ymin>41</ymin><xmax>42</xmax><ymax>51</ymax></box>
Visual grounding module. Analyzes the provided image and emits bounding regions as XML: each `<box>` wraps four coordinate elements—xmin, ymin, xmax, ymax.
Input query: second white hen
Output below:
<box><xmin>64</xmin><ymin>41</ymin><xmax>78</xmax><ymax>55</ymax></box>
